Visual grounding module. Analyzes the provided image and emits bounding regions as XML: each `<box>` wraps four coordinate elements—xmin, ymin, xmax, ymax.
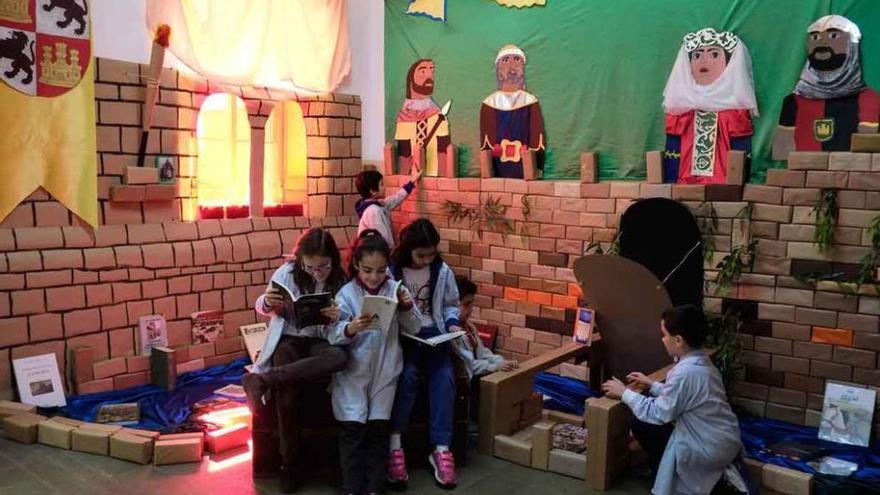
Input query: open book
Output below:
<box><xmin>361</xmin><ymin>280</ymin><xmax>402</xmax><ymax>333</ymax></box>
<box><xmin>402</xmin><ymin>330</ymin><xmax>466</xmax><ymax>347</ymax></box>
<box><xmin>272</xmin><ymin>281</ymin><xmax>332</xmax><ymax>328</ymax></box>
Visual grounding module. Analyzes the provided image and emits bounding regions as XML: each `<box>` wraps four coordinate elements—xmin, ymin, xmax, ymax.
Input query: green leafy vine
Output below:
<box><xmin>813</xmin><ymin>188</ymin><xmax>838</xmax><ymax>253</ymax></box>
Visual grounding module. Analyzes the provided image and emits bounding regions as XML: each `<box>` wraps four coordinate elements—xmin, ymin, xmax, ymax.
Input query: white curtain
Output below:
<box><xmin>146</xmin><ymin>0</ymin><xmax>351</xmax><ymax>93</ymax></box>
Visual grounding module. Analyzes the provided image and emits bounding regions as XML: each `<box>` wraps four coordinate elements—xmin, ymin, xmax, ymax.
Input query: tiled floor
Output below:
<box><xmin>0</xmin><ymin>435</ymin><xmax>651</xmax><ymax>494</ymax></box>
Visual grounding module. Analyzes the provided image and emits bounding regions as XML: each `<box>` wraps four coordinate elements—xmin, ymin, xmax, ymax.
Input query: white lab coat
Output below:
<box><xmin>622</xmin><ymin>350</ymin><xmax>742</xmax><ymax>495</ymax></box>
<box><xmin>326</xmin><ymin>279</ymin><xmax>422</xmax><ymax>423</ymax></box>
<box><xmin>455</xmin><ymin>321</ymin><xmax>505</xmax><ymax>379</ymax></box>
<box><xmin>356</xmin><ymin>182</ymin><xmax>414</xmax><ymax>249</ymax></box>
<box><xmin>252</xmin><ymin>264</ymin><xmax>332</xmax><ymax>374</ymax></box>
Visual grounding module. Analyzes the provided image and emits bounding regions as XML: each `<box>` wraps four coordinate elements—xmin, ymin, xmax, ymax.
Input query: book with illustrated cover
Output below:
<box><xmin>214</xmin><ymin>384</ymin><xmax>247</xmax><ymax>400</ymax></box>
<box><xmin>402</xmin><ymin>331</ymin><xmax>466</xmax><ymax>347</ymax></box>
<box><xmin>240</xmin><ymin>323</ymin><xmax>269</xmax><ymax>363</ymax></box>
<box><xmin>271</xmin><ymin>281</ymin><xmax>332</xmax><ymax>328</ymax></box>
<box><xmin>573</xmin><ymin>308</ymin><xmax>594</xmax><ymax>345</ymax></box>
<box><xmin>12</xmin><ymin>353</ymin><xmax>66</xmax><ymax>407</ymax></box>
<box><xmin>96</xmin><ymin>402</ymin><xmax>140</xmax><ymax>426</ymax></box>
<box><xmin>191</xmin><ymin>310</ymin><xmax>224</xmax><ymax>344</ymax></box>
<box><xmin>361</xmin><ymin>280</ymin><xmax>402</xmax><ymax>333</ymax></box>
<box><xmin>819</xmin><ymin>382</ymin><xmax>876</xmax><ymax>447</ymax></box>
<box><xmin>137</xmin><ymin>314</ymin><xmax>168</xmax><ymax>355</ymax></box>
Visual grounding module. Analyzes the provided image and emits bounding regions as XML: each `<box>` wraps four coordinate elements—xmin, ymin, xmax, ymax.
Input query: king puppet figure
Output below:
<box><xmin>480</xmin><ymin>44</ymin><xmax>546</xmax><ymax>179</ymax></box>
<box><xmin>662</xmin><ymin>28</ymin><xmax>758</xmax><ymax>184</ymax></box>
<box><xmin>773</xmin><ymin>15</ymin><xmax>879</xmax><ymax>158</ymax></box>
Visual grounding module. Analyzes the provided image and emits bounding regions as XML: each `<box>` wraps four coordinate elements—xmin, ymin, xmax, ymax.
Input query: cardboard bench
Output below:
<box><xmin>479</xmin><ymin>343</ymin><xmax>674</xmax><ymax>491</ymax></box>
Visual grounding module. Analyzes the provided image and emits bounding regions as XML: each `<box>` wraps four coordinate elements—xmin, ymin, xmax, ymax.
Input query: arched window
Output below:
<box><xmin>196</xmin><ymin>93</ymin><xmax>251</xmax><ymax>216</ymax></box>
<box><xmin>264</xmin><ymin>101</ymin><xmax>307</xmax><ymax>213</ymax></box>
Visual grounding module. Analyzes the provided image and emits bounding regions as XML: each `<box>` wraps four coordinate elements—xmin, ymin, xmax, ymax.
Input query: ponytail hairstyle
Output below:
<box><xmin>289</xmin><ymin>227</ymin><xmax>347</xmax><ymax>296</ymax></box>
<box><xmin>393</xmin><ymin>218</ymin><xmax>442</xmax><ymax>269</ymax></box>
<box><xmin>348</xmin><ymin>229</ymin><xmax>391</xmax><ymax>277</ymax></box>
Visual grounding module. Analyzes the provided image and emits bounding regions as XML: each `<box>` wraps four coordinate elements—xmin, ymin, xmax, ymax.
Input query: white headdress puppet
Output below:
<box><xmin>662</xmin><ymin>28</ymin><xmax>759</xmax><ymax>116</ymax></box>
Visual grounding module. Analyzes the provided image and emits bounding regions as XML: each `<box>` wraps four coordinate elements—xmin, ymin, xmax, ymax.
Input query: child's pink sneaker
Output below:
<box><xmin>386</xmin><ymin>448</ymin><xmax>409</xmax><ymax>485</ymax></box>
<box><xmin>429</xmin><ymin>449</ymin><xmax>457</xmax><ymax>489</ymax></box>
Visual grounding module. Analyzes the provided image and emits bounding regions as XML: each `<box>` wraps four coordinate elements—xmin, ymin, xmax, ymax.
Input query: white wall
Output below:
<box><xmin>89</xmin><ymin>0</ymin><xmax>385</xmax><ymax>162</ymax></box>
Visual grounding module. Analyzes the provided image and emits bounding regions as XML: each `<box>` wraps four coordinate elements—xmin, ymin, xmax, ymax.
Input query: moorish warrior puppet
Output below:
<box><xmin>480</xmin><ymin>44</ymin><xmax>546</xmax><ymax>179</ymax></box>
<box><xmin>773</xmin><ymin>15</ymin><xmax>879</xmax><ymax>158</ymax></box>
<box><xmin>662</xmin><ymin>28</ymin><xmax>758</xmax><ymax>184</ymax></box>
<box><xmin>394</xmin><ymin>59</ymin><xmax>450</xmax><ymax>176</ymax></box>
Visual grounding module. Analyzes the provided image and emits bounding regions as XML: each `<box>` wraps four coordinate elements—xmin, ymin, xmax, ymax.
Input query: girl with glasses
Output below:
<box><xmin>244</xmin><ymin>227</ymin><xmax>348</xmax><ymax>492</ymax></box>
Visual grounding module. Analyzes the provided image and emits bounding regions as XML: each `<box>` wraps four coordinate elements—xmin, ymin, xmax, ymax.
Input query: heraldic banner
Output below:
<box><xmin>0</xmin><ymin>0</ymin><xmax>97</xmax><ymax>227</ymax></box>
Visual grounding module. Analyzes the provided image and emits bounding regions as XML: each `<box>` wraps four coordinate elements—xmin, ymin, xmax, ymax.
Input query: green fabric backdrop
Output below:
<box><xmin>384</xmin><ymin>0</ymin><xmax>880</xmax><ymax>181</ymax></box>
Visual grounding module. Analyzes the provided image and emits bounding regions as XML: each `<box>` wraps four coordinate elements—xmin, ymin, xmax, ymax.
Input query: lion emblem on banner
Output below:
<box><xmin>0</xmin><ymin>0</ymin><xmax>90</xmax><ymax>96</ymax></box>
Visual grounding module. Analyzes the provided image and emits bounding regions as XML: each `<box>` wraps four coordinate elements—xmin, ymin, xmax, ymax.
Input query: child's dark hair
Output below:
<box><xmin>355</xmin><ymin>170</ymin><xmax>384</xmax><ymax>199</ymax></box>
<box><xmin>393</xmin><ymin>218</ymin><xmax>442</xmax><ymax>268</ymax></box>
<box><xmin>289</xmin><ymin>228</ymin><xmax>347</xmax><ymax>295</ymax></box>
<box><xmin>455</xmin><ymin>275</ymin><xmax>477</xmax><ymax>299</ymax></box>
<box><xmin>661</xmin><ymin>305</ymin><xmax>707</xmax><ymax>348</ymax></box>
<box><xmin>348</xmin><ymin>229</ymin><xmax>391</xmax><ymax>276</ymax></box>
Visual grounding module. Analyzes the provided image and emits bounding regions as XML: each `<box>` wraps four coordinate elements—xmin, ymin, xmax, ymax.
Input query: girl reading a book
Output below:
<box><xmin>387</xmin><ymin>219</ymin><xmax>464</xmax><ymax>490</ymax></box>
<box><xmin>245</xmin><ymin>227</ymin><xmax>348</xmax><ymax>493</ymax></box>
<box><xmin>327</xmin><ymin>229</ymin><xmax>421</xmax><ymax>495</ymax></box>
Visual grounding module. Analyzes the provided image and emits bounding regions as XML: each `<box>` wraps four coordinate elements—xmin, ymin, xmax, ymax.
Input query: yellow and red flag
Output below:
<box><xmin>0</xmin><ymin>0</ymin><xmax>97</xmax><ymax>226</ymax></box>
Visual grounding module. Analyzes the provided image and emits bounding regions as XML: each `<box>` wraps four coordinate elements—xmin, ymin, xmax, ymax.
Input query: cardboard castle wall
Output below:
<box><xmin>0</xmin><ymin>58</ymin><xmax>364</xmax><ymax>399</ymax></box>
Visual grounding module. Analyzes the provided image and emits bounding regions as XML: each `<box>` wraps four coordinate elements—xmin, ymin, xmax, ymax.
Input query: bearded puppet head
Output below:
<box><xmin>406</xmin><ymin>59</ymin><xmax>435</xmax><ymax>99</ymax></box>
<box><xmin>663</xmin><ymin>28</ymin><xmax>758</xmax><ymax>116</ymax></box>
<box><xmin>495</xmin><ymin>44</ymin><xmax>526</xmax><ymax>91</ymax></box>
<box><xmin>794</xmin><ymin>15</ymin><xmax>865</xmax><ymax>99</ymax></box>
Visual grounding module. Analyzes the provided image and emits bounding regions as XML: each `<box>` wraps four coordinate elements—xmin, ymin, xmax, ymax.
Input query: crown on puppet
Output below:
<box><xmin>683</xmin><ymin>28</ymin><xmax>738</xmax><ymax>53</ymax></box>
<box><xmin>495</xmin><ymin>44</ymin><xmax>526</xmax><ymax>65</ymax></box>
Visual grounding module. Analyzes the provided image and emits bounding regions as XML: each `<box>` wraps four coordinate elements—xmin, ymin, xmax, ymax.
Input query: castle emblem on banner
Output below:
<box><xmin>0</xmin><ymin>0</ymin><xmax>90</xmax><ymax>96</ymax></box>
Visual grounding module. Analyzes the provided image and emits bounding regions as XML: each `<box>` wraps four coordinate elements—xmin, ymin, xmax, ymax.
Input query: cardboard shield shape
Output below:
<box><xmin>573</xmin><ymin>255</ymin><xmax>673</xmax><ymax>380</ymax></box>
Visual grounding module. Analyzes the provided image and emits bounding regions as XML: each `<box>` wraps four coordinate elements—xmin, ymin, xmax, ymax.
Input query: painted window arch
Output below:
<box><xmin>264</xmin><ymin>101</ymin><xmax>308</xmax><ymax>208</ymax></box>
<box><xmin>196</xmin><ymin>93</ymin><xmax>251</xmax><ymax>210</ymax></box>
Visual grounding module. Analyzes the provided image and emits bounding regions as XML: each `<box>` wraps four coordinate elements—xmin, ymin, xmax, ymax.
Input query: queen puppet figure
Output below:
<box><xmin>662</xmin><ymin>28</ymin><xmax>758</xmax><ymax>184</ymax></box>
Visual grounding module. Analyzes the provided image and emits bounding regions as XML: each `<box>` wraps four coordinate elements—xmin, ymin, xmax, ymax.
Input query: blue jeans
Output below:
<box><xmin>390</xmin><ymin>327</ymin><xmax>455</xmax><ymax>446</ymax></box>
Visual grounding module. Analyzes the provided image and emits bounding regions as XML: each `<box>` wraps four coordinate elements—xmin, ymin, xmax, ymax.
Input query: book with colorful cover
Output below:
<box><xmin>191</xmin><ymin>310</ymin><xmax>224</xmax><ymax>344</ymax></box>
<box><xmin>573</xmin><ymin>307</ymin><xmax>594</xmax><ymax>345</ymax></box>
<box><xmin>240</xmin><ymin>323</ymin><xmax>269</xmax><ymax>363</ymax></box>
<box><xmin>137</xmin><ymin>314</ymin><xmax>168</xmax><ymax>355</ymax></box>
<box><xmin>818</xmin><ymin>382</ymin><xmax>876</xmax><ymax>447</ymax></box>
<box><xmin>96</xmin><ymin>402</ymin><xmax>140</xmax><ymax>426</ymax></box>
<box><xmin>214</xmin><ymin>384</ymin><xmax>247</xmax><ymax>400</ymax></box>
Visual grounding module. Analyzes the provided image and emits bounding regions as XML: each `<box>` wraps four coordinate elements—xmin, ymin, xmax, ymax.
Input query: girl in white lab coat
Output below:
<box><xmin>244</xmin><ymin>227</ymin><xmax>348</xmax><ymax>492</ymax></box>
<box><xmin>326</xmin><ymin>229</ymin><xmax>421</xmax><ymax>495</ymax></box>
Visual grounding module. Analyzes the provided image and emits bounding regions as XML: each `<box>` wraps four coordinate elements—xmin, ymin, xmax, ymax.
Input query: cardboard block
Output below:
<box><xmin>72</xmin><ymin>428</ymin><xmax>112</xmax><ymax>455</ymax></box>
<box><xmin>110</xmin><ymin>433</ymin><xmax>153</xmax><ymax>464</ymax></box>
<box><xmin>548</xmin><ymin>448</ymin><xmax>587</xmax><ymax>479</ymax></box>
<box><xmin>3</xmin><ymin>413</ymin><xmax>47</xmax><ymax>444</ymax></box>
<box><xmin>0</xmin><ymin>400</ymin><xmax>36</xmax><ymax>419</ymax></box>
<box><xmin>154</xmin><ymin>438</ymin><xmax>203</xmax><ymax>465</ymax></box>
<box><xmin>38</xmin><ymin>420</ymin><xmax>76</xmax><ymax>449</ymax></box>
<box><xmin>206</xmin><ymin>423</ymin><xmax>249</xmax><ymax>454</ymax></box>
<box><xmin>493</xmin><ymin>432</ymin><xmax>532</xmax><ymax>466</ymax></box>
<box><xmin>530</xmin><ymin>420</ymin><xmax>555</xmax><ymax>470</ymax></box>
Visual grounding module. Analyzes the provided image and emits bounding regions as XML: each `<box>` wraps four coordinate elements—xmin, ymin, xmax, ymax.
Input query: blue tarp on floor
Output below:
<box><xmin>59</xmin><ymin>357</ymin><xmax>249</xmax><ymax>431</ymax></box>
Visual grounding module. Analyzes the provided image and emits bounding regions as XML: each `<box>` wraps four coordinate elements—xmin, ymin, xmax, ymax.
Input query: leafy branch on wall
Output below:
<box><xmin>443</xmin><ymin>195</ymin><xmax>533</xmax><ymax>240</ymax></box>
<box><xmin>813</xmin><ymin>188</ymin><xmax>838</xmax><ymax>253</ymax></box>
